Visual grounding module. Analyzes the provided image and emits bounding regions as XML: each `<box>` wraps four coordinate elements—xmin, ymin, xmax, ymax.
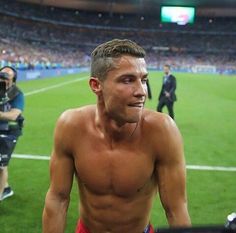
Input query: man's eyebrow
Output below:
<box><xmin>143</xmin><ymin>73</ymin><xmax>149</xmax><ymax>78</ymax></box>
<box><xmin>117</xmin><ymin>74</ymin><xmax>136</xmax><ymax>79</ymax></box>
<box><xmin>116</xmin><ymin>72</ymin><xmax>149</xmax><ymax>80</ymax></box>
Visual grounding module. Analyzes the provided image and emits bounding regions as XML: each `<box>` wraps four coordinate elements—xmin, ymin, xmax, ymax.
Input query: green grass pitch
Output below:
<box><xmin>0</xmin><ymin>71</ymin><xmax>236</xmax><ymax>232</ymax></box>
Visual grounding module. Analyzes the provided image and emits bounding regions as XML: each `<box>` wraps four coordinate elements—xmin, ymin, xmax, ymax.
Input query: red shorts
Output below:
<box><xmin>148</xmin><ymin>224</ymin><xmax>155</xmax><ymax>233</ymax></box>
<box><xmin>75</xmin><ymin>219</ymin><xmax>90</xmax><ymax>233</ymax></box>
<box><xmin>75</xmin><ymin>219</ymin><xmax>155</xmax><ymax>233</ymax></box>
<box><xmin>144</xmin><ymin>223</ymin><xmax>155</xmax><ymax>233</ymax></box>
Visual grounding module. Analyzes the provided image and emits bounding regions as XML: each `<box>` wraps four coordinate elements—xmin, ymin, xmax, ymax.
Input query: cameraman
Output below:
<box><xmin>0</xmin><ymin>66</ymin><xmax>24</xmax><ymax>201</ymax></box>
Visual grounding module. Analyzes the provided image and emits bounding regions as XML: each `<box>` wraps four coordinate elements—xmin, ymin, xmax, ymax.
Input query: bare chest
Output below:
<box><xmin>74</xmin><ymin>138</ymin><xmax>155</xmax><ymax>196</ymax></box>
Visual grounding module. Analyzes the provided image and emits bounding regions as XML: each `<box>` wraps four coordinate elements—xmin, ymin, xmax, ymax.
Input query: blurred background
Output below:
<box><xmin>0</xmin><ymin>0</ymin><xmax>236</xmax><ymax>77</ymax></box>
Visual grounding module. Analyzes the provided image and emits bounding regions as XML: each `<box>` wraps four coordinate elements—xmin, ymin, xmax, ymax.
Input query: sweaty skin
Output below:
<box><xmin>43</xmin><ymin>55</ymin><xmax>191</xmax><ymax>233</ymax></box>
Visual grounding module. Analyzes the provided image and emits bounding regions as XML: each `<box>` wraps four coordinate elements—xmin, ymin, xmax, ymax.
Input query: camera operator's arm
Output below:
<box><xmin>0</xmin><ymin>108</ymin><xmax>22</xmax><ymax>121</ymax></box>
<box><xmin>0</xmin><ymin>86</ymin><xmax>24</xmax><ymax>121</ymax></box>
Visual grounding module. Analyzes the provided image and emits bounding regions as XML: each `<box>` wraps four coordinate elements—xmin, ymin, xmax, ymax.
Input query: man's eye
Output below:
<box><xmin>123</xmin><ymin>78</ymin><xmax>132</xmax><ymax>83</ymax></box>
<box><xmin>142</xmin><ymin>79</ymin><xmax>148</xmax><ymax>84</ymax></box>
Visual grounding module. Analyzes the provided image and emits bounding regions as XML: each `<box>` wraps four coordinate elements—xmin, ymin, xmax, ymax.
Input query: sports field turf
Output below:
<box><xmin>0</xmin><ymin>71</ymin><xmax>235</xmax><ymax>232</ymax></box>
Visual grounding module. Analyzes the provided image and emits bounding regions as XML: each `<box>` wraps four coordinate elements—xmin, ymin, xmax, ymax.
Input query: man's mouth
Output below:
<box><xmin>128</xmin><ymin>102</ymin><xmax>144</xmax><ymax>108</ymax></box>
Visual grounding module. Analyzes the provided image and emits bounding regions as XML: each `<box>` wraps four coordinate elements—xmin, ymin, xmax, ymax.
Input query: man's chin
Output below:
<box><xmin>126</xmin><ymin>113</ymin><xmax>142</xmax><ymax>124</ymax></box>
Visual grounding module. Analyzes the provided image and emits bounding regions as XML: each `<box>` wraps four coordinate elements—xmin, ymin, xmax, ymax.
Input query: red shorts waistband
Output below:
<box><xmin>75</xmin><ymin>219</ymin><xmax>155</xmax><ymax>233</ymax></box>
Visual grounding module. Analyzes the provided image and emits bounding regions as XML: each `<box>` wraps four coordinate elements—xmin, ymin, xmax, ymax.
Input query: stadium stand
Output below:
<box><xmin>0</xmin><ymin>0</ymin><xmax>235</xmax><ymax>74</ymax></box>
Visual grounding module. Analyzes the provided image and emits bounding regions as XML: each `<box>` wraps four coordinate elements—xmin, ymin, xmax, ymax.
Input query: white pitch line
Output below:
<box><xmin>13</xmin><ymin>154</ymin><xmax>50</xmax><ymax>160</ymax></box>
<box><xmin>12</xmin><ymin>154</ymin><xmax>236</xmax><ymax>172</ymax></box>
<box><xmin>186</xmin><ymin>165</ymin><xmax>236</xmax><ymax>172</ymax></box>
<box><xmin>25</xmin><ymin>76</ymin><xmax>88</xmax><ymax>96</ymax></box>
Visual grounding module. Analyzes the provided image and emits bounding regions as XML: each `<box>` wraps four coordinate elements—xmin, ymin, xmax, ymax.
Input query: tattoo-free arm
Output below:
<box><xmin>155</xmin><ymin>117</ymin><xmax>191</xmax><ymax>227</ymax></box>
<box><xmin>42</xmin><ymin>116</ymin><xmax>75</xmax><ymax>233</ymax></box>
<box><xmin>0</xmin><ymin>108</ymin><xmax>21</xmax><ymax>121</ymax></box>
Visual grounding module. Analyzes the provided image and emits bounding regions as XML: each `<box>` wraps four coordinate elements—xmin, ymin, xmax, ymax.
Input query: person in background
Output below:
<box><xmin>157</xmin><ymin>64</ymin><xmax>177</xmax><ymax>119</ymax></box>
<box><xmin>0</xmin><ymin>66</ymin><xmax>24</xmax><ymax>201</ymax></box>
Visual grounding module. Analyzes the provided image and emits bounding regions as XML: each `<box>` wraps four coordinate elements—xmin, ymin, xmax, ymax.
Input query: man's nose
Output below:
<box><xmin>134</xmin><ymin>80</ymin><xmax>146</xmax><ymax>97</ymax></box>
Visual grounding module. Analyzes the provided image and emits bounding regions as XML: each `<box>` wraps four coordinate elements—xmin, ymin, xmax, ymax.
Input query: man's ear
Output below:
<box><xmin>89</xmin><ymin>77</ymin><xmax>101</xmax><ymax>95</ymax></box>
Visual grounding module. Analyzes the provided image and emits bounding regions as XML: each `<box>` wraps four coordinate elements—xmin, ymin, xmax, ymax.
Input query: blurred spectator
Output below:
<box><xmin>0</xmin><ymin>0</ymin><xmax>235</xmax><ymax>73</ymax></box>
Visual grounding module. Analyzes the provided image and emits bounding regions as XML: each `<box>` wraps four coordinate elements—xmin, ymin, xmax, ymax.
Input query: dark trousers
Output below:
<box><xmin>0</xmin><ymin>134</ymin><xmax>17</xmax><ymax>167</ymax></box>
<box><xmin>157</xmin><ymin>97</ymin><xmax>175</xmax><ymax>119</ymax></box>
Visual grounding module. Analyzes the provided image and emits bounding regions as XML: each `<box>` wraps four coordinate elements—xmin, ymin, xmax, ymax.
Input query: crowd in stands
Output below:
<box><xmin>0</xmin><ymin>0</ymin><xmax>235</xmax><ymax>74</ymax></box>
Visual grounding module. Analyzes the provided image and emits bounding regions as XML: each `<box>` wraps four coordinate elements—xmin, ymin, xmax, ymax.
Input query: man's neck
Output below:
<box><xmin>95</xmin><ymin>105</ymin><xmax>139</xmax><ymax>142</ymax></box>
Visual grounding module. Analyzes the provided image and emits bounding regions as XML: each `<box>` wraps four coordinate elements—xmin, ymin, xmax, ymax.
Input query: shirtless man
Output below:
<box><xmin>42</xmin><ymin>39</ymin><xmax>191</xmax><ymax>233</ymax></box>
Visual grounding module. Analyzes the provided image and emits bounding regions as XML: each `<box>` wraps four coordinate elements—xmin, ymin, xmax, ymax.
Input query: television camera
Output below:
<box><xmin>0</xmin><ymin>71</ymin><xmax>10</xmax><ymax>112</ymax></box>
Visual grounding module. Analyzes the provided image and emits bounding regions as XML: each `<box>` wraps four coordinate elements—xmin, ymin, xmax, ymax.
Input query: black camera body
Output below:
<box><xmin>0</xmin><ymin>71</ymin><xmax>9</xmax><ymax>80</ymax></box>
<box><xmin>0</xmin><ymin>80</ymin><xmax>7</xmax><ymax>100</ymax></box>
<box><xmin>0</xmin><ymin>72</ymin><xmax>10</xmax><ymax>112</ymax></box>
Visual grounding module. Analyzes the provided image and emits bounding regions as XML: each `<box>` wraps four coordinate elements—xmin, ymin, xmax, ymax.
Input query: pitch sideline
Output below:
<box><xmin>25</xmin><ymin>76</ymin><xmax>88</xmax><ymax>96</ymax></box>
<box><xmin>12</xmin><ymin>154</ymin><xmax>236</xmax><ymax>172</ymax></box>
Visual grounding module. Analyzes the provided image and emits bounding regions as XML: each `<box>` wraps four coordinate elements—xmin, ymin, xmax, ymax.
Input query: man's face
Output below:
<box><xmin>0</xmin><ymin>68</ymin><xmax>14</xmax><ymax>89</ymax></box>
<box><xmin>163</xmin><ymin>66</ymin><xmax>170</xmax><ymax>75</ymax></box>
<box><xmin>99</xmin><ymin>55</ymin><xmax>148</xmax><ymax>124</ymax></box>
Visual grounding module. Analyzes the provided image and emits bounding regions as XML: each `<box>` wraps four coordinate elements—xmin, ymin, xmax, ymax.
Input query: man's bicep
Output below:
<box><xmin>155</xmin><ymin>119</ymin><xmax>187</xmax><ymax>210</ymax></box>
<box><xmin>49</xmin><ymin>151</ymin><xmax>74</xmax><ymax>196</ymax></box>
<box><xmin>49</xmin><ymin>118</ymin><xmax>75</xmax><ymax>198</ymax></box>
<box><xmin>157</xmin><ymin>158</ymin><xmax>187</xmax><ymax>209</ymax></box>
<box><xmin>156</xmin><ymin>159</ymin><xmax>190</xmax><ymax>226</ymax></box>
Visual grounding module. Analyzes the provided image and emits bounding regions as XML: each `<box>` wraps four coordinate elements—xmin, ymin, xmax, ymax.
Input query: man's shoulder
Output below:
<box><xmin>9</xmin><ymin>87</ymin><xmax>24</xmax><ymax>111</ymax></box>
<box><xmin>142</xmin><ymin>109</ymin><xmax>177</xmax><ymax>134</ymax></box>
<box><xmin>169</xmin><ymin>74</ymin><xmax>176</xmax><ymax>80</ymax></box>
<box><xmin>143</xmin><ymin>109</ymin><xmax>170</xmax><ymax>125</ymax></box>
<box><xmin>142</xmin><ymin>109</ymin><xmax>182</xmax><ymax>160</ymax></box>
<box><xmin>58</xmin><ymin>105</ymin><xmax>96</xmax><ymax>126</ymax></box>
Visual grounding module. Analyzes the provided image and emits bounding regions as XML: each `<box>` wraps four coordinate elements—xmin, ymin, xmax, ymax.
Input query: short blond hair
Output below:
<box><xmin>90</xmin><ymin>39</ymin><xmax>146</xmax><ymax>81</ymax></box>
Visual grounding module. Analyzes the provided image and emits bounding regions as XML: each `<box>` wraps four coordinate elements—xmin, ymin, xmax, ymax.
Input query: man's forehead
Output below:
<box><xmin>1</xmin><ymin>68</ymin><xmax>14</xmax><ymax>78</ymax></box>
<box><xmin>104</xmin><ymin>55</ymin><xmax>147</xmax><ymax>80</ymax></box>
<box><xmin>117</xmin><ymin>55</ymin><xmax>145</xmax><ymax>62</ymax></box>
<box><xmin>1</xmin><ymin>67</ymin><xmax>13</xmax><ymax>72</ymax></box>
<box><xmin>114</xmin><ymin>55</ymin><xmax>146</xmax><ymax>69</ymax></box>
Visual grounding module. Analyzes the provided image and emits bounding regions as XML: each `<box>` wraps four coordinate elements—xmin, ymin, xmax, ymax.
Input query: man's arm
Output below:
<box><xmin>155</xmin><ymin>116</ymin><xmax>191</xmax><ymax>227</ymax></box>
<box><xmin>0</xmin><ymin>108</ymin><xmax>21</xmax><ymax>121</ymax></box>
<box><xmin>164</xmin><ymin>75</ymin><xmax>176</xmax><ymax>99</ymax></box>
<box><xmin>42</xmin><ymin>113</ymin><xmax>75</xmax><ymax>233</ymax></box>
<box><xmin>169</xmin><ymin>75</ymin><xmax>176</xmax><ymax>95</ymax></box>
<box><xmin>0</xmin><ymin>90</ymin><xmax>24</xmax><ymax>121</ymax></box>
